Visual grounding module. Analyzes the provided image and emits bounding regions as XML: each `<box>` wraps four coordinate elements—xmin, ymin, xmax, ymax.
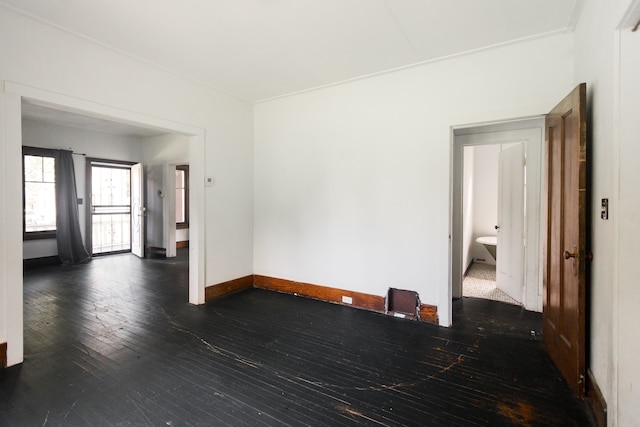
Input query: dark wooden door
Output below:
<box><xmin>543</xmin><ymin>83</ymin><xmax>588</xmax><ymax>398</ymax></box>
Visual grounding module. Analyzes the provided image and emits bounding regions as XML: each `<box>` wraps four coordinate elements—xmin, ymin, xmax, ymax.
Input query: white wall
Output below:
<box><xmin>574</xmin><ymin>0</ymin><xmax>640</xmax><ymax>425</ymax></box>
<box><xmin>21</xmin><ymin>118</ymin><xmax>144</xmax><ymax>259</ymax></box>
<box><xmin>0</xmin><ymin>6</ymin><xmax>253</xmax><ymax>366</ymax></box>
<box><xmin>616</xmin><ymin>17</ymin><xmax>640</xmax><ymax>427</ymax></box>
<box><xmin>254</xmin><ymin>33</ymin><xmax>574</xmax><ymax>326</ymax></box>
<box><xmin>176</xmin><ymin>229</ymin><xmax>189</xmax><ymax>242</ymax></box>
<box><xmin>574</xmin><ymin>1</ymin><xmax>630</xmax><ymax>425</ymax></box>
<box><xmin>470</xmin><ymin>144</ymin><xmax>500</xmax><ymax>265</ymax></box>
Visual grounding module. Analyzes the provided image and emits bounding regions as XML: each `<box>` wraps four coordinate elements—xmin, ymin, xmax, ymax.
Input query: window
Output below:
<box><xmin>23</xmin><ymin>147</ymin><xmax>57</xmax><ymax>239</ymax></box>
<box><xmin>176</xmin><ymin>165</ymin><xmax>189</xmax><ymax>229</ymax></box>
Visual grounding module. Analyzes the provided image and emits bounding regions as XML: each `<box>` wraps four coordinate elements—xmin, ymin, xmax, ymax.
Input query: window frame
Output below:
<box><xmin>23</xmin><ymin>146</ymin><xmax>57</xmax><ymax>240</ymax></box>
<box><xmin>176</xmin><ymin>165</ymin><xmax>189</xmax><ymax>229</ymax></box>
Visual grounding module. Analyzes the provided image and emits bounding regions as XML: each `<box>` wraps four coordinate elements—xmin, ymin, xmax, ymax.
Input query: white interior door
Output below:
<box><xmin>496</xmin><ymin>144</ymin><xmax>525</xmax><ymax>302</ymax></box>
<box><xmin>131</xmin><ymin>163</ymin><xmax>145</xmax><ymax>258</ymax></box>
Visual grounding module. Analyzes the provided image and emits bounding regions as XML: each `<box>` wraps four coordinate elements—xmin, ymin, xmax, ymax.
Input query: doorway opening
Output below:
<box><xmin>3</xmin><ymin>82</ymin><xmax>206</xmax><ymax>367</ymax></box>
<box><xmin>461</xmin><ymin>142</ymin><xmax>524</xmax><ymax>306</ymax></box>
<box><xmin>450</xmin><ymin>117</ymin><xmax>545</xmax><ymax>326</ymax></box>
<box><xmin>87</xmin><ymin>160</ymin><xmax>136</xmax><ymax>256</ymax></box>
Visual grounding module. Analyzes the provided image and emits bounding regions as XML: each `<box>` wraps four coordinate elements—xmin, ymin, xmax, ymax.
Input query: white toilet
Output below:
<box><xmin>476</xmin><ymin>235</ymin><xmax>497</xmax><ymax>261</ymax></box>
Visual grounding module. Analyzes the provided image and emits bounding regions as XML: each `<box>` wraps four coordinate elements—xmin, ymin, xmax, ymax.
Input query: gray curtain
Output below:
<box><xmin>55</xmin><ymin>150</ymin><xmax>91</xmax><ymax>264</ymax></box>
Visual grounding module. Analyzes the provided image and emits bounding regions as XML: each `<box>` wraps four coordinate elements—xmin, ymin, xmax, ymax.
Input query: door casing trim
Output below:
<box><xmin>448</xmin><ymin>116</ymin><xmax>545</xmax><ymax>326</ymax></box>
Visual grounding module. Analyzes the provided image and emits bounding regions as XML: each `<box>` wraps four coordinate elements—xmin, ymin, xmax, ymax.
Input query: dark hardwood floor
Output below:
<box><xmin>1</xmin><ymin>250</ymin><xmax>595</xmax><ymax>426</ymax></box>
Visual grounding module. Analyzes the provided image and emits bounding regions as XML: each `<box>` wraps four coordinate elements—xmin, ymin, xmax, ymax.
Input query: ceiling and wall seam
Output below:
<box><xmin>254</xmin><ymin>29</ymin><xmax>574</xmax><ymax>104</ymax></box>
<box><xmin>0</xmin><ymin>2</ymin><xmax>250</xmax><ymax>105</ymax></box>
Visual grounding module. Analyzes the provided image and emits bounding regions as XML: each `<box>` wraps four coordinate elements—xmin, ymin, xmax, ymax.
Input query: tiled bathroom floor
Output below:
<box><xmin>463</xmin><ymin>263</ymin><xmax>519</xmax><ymax>305</ymax></box>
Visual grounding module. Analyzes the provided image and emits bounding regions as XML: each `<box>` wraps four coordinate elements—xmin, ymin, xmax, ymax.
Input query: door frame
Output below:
<box><xmin>3</xmin><ymin>82</ymin><xmax>206</xmax><ymax>367</ymax></box>
<box><xmin>449</xmin><ymin>116</ymin><xmax>544</xmax><ymax>324</ymax></box>
<box><xmin>85</xmin><ymin>158</ymin><xmax>138</xmax><ymax>256</ymax></box>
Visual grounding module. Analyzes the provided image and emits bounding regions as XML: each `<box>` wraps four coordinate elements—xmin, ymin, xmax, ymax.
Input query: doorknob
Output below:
<box><xmin>564</xmin><ymin>245</ymin><xmax>579</xmax><ymax>276</ymax></box>
<box><xmin>563</xmin><ymin>245</ymin><xmax>593</xmax><ymax>260</ymax></box>
<box><xmin>495</xmin><ymin>225</ymin><xmax>500</xmax><ymax>230</ymax></box>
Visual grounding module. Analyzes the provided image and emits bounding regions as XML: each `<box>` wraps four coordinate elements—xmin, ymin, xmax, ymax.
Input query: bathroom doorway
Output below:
<box><xmin>462</xmin><ymin>142</ymin><xmax>523</xmax><ymax>306</ymax></box>
<box><xmin>451</xmin><ymin>117</ymin><xmax>545</xmax><ymax>315</ymax></box>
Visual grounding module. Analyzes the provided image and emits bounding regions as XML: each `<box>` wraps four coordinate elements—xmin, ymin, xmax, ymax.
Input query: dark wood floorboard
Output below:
<box><xmin>0</xmin><ymin>250</ymin><xmax>595</xmax><ymax>426</ymax></box>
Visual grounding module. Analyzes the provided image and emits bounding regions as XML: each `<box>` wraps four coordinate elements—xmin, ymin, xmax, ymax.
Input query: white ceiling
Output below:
<box><xmin>3</xmin><ymin>0</ymin><xmax>582</xmax><ymax>103</ymax></box>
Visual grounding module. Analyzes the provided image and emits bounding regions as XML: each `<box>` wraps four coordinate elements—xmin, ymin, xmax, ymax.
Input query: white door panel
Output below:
<box><xmin>496</xmin><ymin>144</ymin><xmax>524</xmax><ymax>302</ymax></box>
<box><xmin>131</xmin><ymin>162</ymin><xmax>145</xmax><ymax>258</ymax></box>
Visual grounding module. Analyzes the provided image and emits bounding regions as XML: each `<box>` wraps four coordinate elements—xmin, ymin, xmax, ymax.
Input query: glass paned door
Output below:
<box><xmin>91</xmin><ymin>164</ymin><xmax>132</xmax><ymax>254</ymax></box>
